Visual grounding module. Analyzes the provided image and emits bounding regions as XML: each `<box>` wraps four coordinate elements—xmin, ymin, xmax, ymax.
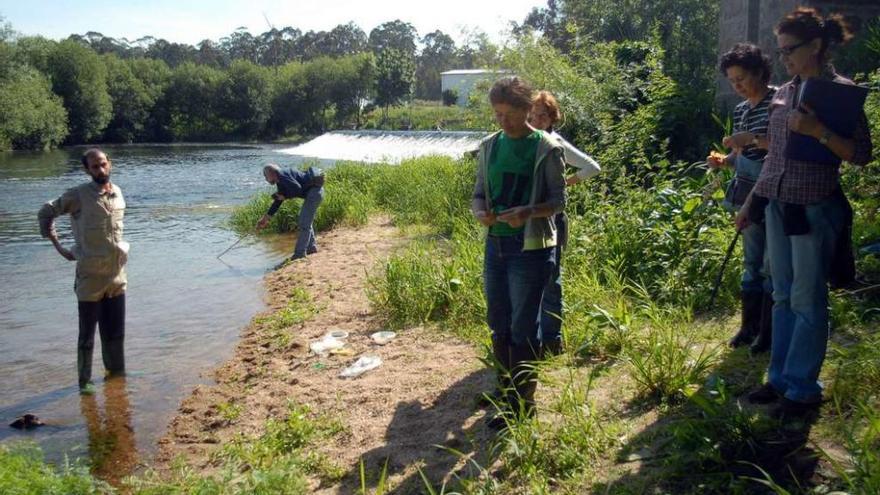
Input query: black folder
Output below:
<box><xmin>785</xmin><ymin>77</ymin><xmax>869</xmax><ymax>165</ymax></box>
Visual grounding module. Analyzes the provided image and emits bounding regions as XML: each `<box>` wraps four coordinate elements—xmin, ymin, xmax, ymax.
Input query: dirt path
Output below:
<box><xmin>156</xmin><ymin>216</ymin><xmax>494</xmax><ymax>493</ymax></box>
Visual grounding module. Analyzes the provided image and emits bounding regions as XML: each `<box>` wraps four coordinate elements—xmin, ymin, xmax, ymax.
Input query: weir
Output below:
<box><xmin>277</xmin><ymin>130</ymin><xmax>489</xmax><ymax>164</ymax></box>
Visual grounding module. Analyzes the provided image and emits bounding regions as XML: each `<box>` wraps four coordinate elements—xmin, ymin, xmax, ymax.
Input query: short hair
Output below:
<box><xmin>263</xmin><ymin>163</ymin><xmax>281</xmax><ymax>176</ymax></box>
<box><xmin>532</xmin><ymin>91</ymin><xmax>563</xmax><ymax>126</ymax></box>
<box><xmin>775</xmin><ymin>7</ymin><xmax>853</xmax><ymax>60</ymax></box>
<box><xmin>489</xmin><ymin>76</ymin><xmax>534</xmax><ymax>110</ymax></box>
<box><xmin>81</xmin><ymin>148</ymin><xmax>106</xmax><ymax>167</ymax></box>
<box><xmin>719</xmin><ymin>43</ymin><xmax>772</xmax><ymax>84</ymax></box>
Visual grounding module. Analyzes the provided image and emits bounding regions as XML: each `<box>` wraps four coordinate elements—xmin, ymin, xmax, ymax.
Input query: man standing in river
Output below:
<box><xmin>38</xmin><ymin>148</ymin><xmax>129</xmax><ymax>395</ymax></box>
<box><xmin>256</xmin><ymin>163</ymin><xmax>325</xmax><ymax>264</ymax></box>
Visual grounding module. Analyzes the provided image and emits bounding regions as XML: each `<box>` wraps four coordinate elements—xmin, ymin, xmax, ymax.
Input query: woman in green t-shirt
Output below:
<box><xmin>471</xmin><ymin>77</ymin><xmax>567</xmax><ymax>430</ymax></box>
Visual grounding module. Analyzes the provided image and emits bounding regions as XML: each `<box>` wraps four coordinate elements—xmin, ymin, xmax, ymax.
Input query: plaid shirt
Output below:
<box><xmin>753</xmin><ymin>71</ymin><xmax>873</xmax><ymax>205</ymax></box>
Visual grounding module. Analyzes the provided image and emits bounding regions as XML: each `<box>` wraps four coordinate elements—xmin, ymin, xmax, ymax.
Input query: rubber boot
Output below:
<box><xmin>750</xmin><ymin>292</ymin><xmax>774</xmax><ymax>355</ymax></box>
<box><xmin>508</xmin><ymin>343</ymin><xmax>540</xmax><ymax>420</ymax></box>
<box><xmin>479</xmin><ymin>335</ymin><xmax>511</xmax><ymax>409</ymax></box>
<box><xmin>101</xmin><ymin>337</ymin><xmax>126</xmax><ymax>378</ymax></box>
<box><xmin>729</xmin><ymin>291</ymin><xmax>762</xmax><ymax>348</ymax></box>
<box><xmin>77</xmin><ymin>347</ymin><xmax>94</xmax><ymax>392</ymax></box>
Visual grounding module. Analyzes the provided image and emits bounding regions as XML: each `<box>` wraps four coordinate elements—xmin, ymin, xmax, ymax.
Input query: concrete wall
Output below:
<box><xmin>440</xmin><ymin>72</ymin><xmax>496</xmax><ymax>107</ymax></box>
<box><xmin>718</xmin><ymin>0</ymin><xmax>880</xmax><ymax>110</ymax></box>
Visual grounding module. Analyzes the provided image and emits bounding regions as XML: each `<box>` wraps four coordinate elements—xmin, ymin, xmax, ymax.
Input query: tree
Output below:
<box><xmin>369</xmin><ymin>20</ymin><xmax>417</xmax><ymax>59</ymax></box>
<box><xmin>153</xmin><ymin>62</ymin><xmax>225</xmax><ymax>141</ymax></box>
<box><xmin>197</xmin><ymin>39</ymin><xmax>228</xmax><ymax>67</ymax></box>
<box><xmin>216</xmin><ymin>60</ymin><xmax>272</xmax><ymax>138</ymax></box>
<box><xmin>375</xmin><ymin>48</ymin><xmax>415</xmax><ymax>112</ymax></box>
<box><xmin>146</xmin><ymin>39</ymin><xmax>196</xmax><ymax>67</ymax></box>
<box><xmin>455</xmin><ymin>28</ymin><xmax>499</xmax><ymax>69</ymax></box>
<box><xmin>0</xmin><ymin>66</ymin><xmax>68</xmax><ymax>150</ymax></box>
<box><xmin>328</xmin><ymin>52</ymin><xmax>375</xmax><ymax>126</ymax></box>
<box><xmin>416</xmin><ymin>30</ymin><xmax>456</xmax><ymax>100</ymax></box>
<box><xmin>47</xmin><ymin>40</ymin><xmax>112</xmax><ymax>143</ymax></box>
<box><xmin>220</xmin><ymin>28</ymin><xmax>259</xmax><ymax>63</ymax></box>
<box><xmin>101</xmin><ymin>54</ymin><xmax>155</xmax><ymax>142</ymax></box>
<box><xmin>321</xmin><ymin>22</ymin><xmax>368</xmax><ymax>57</ymax></box>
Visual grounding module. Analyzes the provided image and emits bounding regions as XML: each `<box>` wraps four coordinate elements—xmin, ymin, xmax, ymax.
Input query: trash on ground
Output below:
<box><xmin>310</xmin><ymin>334</ymin><xmax>346</xmax><ymax>356</ymax></box>
<box><xmin>10</xmin><ymin>414</ymin><xmax>44</xmax><ymax>430</ymax></box>
<box><xmin>326</xmin><ymin>329</ymin><xmax>350</xmax><ymax>340</ymax></box>
<box><xmin>370</xmin><ymin>331</ymin><xmax>397</xmax><ymax>345</ymax></box>
<box><xmin>339</xmin><ymin>355</ymin><xmax>382</xmax><ymax>378</ymax></box>
<box><xmin>329</xmin><ymin>347</ymin><xmax>356</xmax><ymax>356</ymax></box>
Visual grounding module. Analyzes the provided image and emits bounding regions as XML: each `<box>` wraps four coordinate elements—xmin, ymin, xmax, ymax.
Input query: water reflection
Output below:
<box><xmin>80</xmin><ymin>377</ymin><xmax>137</xmax><ymax>485</ymax></box>
<box><xmin>0</xmin><ymin>144</ymin><xmax>297</xmax><ymax>473</ymax></box>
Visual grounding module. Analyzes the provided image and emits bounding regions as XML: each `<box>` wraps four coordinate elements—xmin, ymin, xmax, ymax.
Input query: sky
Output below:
<box><xmin>0</xmin><ymin>0</ymin><xmax>546</xmax><ymax>46</ymax></box>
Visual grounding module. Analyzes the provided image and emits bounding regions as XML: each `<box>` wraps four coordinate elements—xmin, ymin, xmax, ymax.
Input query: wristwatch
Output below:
<box><xmin>819</xmin><ymin>129</ymin><xmax>833</xmax><ymax>146</ymax></box>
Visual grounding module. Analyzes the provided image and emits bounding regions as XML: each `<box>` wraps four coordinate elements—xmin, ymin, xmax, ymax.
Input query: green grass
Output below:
<box><xmin>130</xmin><ymin>403</ymin><xmax>345</xmax><ymax>494</ymax></box>
<box><xmin>0</xmin><ymin>444</ymin><xmax>112</xmax><ymax>495</ymax></box>
<box><xmin>361</xmin><ymin>101</ymin><xmax>485</xmax><ymax>131</ymax></box>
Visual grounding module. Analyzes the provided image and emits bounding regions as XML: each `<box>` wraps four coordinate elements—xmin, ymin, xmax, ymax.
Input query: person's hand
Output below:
<box><xmin>723</xmin><ymin>132</ymin><xmax>754</xmax><ymax>151</ymax></box>
<box><xmin>256</xmin><ymin>215</ymin><xmax>270</xmax><ymax>230</ymax></box>
<box><xmin>497</xmin><ymin>206</ymin><xmax>533</xmax><ymax>228</ymax></box>
<box><xmin>706</xmin><ymin>151</ymin><xmax>729</xmax><ymax>169</ymax></box>
<box><xmin>50</xmin><ymin>236</ymin><xmax>75</xmax><ymax>261</ymax></box>
<box><xmin>734</xmin><ymin>207</ymin><xmax>750</xmax><ymax>232</ymax></box>
<box><xmin>474</xmin><ymin>210</ymin><xmax>496</xmax><ymax>227</ymax></box>
<box><xmin>789</xmin><ymin>103</ymin><xmax>823</xmax><ymax>138</ymax></box>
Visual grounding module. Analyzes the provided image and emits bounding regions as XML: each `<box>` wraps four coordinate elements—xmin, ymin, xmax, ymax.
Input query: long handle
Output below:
<box><xmin>217</xmin><ymin>233</ymin><xmax>250</xmax><ymax>259</ymax></box>
<box><xmin>708</xmin><ymin>230</ymin><xmax>741</xmax><ymax>308</ymax></box>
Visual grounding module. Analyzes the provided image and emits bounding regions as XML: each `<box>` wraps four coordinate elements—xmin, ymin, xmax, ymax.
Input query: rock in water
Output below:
<box><xmin>9</xmin><ymin>414</ymin><xmax>44</xmax><ymax>430</ymax></box>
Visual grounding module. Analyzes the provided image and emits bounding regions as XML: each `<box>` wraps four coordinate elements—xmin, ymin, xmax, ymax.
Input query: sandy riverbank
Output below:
<box><xmin>154</xmin><ymin>216</ymin><xmax>495</xmax><ymax>493</ymax></box>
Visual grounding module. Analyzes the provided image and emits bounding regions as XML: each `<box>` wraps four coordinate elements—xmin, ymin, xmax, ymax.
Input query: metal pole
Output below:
<box><xmin>217</xmin><ymin>233</ymin><xmax>251</xmax><ymax>259</ymax></box>
<box><xmin>709</xmin><ymin>230</ymin><xmax>741</xmax><ymax>308</ymax></box>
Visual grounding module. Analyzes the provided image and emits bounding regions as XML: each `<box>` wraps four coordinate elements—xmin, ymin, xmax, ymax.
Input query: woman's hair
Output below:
<box><xmin>532</xmin><ymin>90</ymin><xmax>563</xmax><ymax>126</ymax></box>
<box><xmin>775</xmin><ymin>7</ymin><xmax>853</xmax><ymax>59</ymax></box>
<box><xmin>488</xmin><ymin>76</ymin><xmax>534</xmax><ymax>110</ymax></box>
<box><xmin>719</xmin><ymin>43</ymin><xmax>772</xmax><ymax>84</ymax></box>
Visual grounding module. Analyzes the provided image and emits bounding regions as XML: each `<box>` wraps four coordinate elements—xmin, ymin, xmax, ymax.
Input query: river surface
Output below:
<box><xmin>0</xmin><ymin>144</ymin><xmax>304</xmax><ymax>478</ymax></box>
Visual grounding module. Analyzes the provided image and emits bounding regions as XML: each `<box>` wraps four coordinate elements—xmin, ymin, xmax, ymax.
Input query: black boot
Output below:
<box><xmin>508</xmin><ymin>343</ymin><xmax>540</xmax><ymax>420</ymax></box>
<box><xmin>730</xmin><ymin>291</ymin><xmax>762</xmax><ymax>348</ymax></box>
<box><xmin>750</xmin><ymin>292</ymin><xmax>773</xmax><ymax>355</ymax></box>
<box><xmin>542</xmin><ymin>339</ymin><xmax>563</xmax><ymax>357</ymax></box>
<box><xmin>478</xmin><ymin>335</ymin><xmax>511</xmax><ymax>408</ymax></box>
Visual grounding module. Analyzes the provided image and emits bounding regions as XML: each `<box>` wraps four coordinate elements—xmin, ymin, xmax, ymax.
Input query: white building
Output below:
<box><xmin>440</xmin><ymin>69</ymin><xmax>510</xmax><ymax>107</ymax></box>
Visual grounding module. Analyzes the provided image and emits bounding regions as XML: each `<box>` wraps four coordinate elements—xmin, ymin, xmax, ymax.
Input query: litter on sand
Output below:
<box><xmin>339</xmin><ymin>355</ymin><xmax>382</xmax><ymax>378</ymax></box>
<box><xmin>326</xmin><ymin>329</ymin><xmax>350</xmax><ymax>340</ymax></box>
<box><xmin>310</xmin><ymin>335</ymin><xmax>346</xmax><ymax>356</ymax></box>
<box><xmin>370</xmin><ymin>331</ymin><xmax>396</xmax><ymax>345</ymax></box>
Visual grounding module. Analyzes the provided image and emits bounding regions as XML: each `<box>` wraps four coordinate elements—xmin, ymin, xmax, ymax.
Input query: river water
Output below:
<box><xmin>0</xmin><ymin>144</ymin><xmax>302</xmax><ymax>478</ymax></box>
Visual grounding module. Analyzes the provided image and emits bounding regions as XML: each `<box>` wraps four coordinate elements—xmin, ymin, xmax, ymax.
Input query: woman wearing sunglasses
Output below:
<box><xmin>740</xmin><ymin>7</ymin><xmax>873</xmax><ymax>419</ymax></box>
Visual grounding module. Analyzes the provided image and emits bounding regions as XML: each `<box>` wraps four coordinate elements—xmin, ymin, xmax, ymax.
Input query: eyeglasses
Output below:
<box><xmin>776</xmin><ymin>39</ymin><xmax>811</xmax><ymax>57</ymax></box>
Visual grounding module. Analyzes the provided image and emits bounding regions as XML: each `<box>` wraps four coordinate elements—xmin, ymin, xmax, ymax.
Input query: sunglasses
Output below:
<box><xmin>776</xmin><ymin>39</ymin><xmax>811</xmax><ymax>57</ymax></box>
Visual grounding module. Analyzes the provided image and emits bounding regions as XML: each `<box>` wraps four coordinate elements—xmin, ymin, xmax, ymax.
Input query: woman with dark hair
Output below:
<box><xmin>472</xmin><ymin>77</ymin><xmax>566</xmax><ymax>429</ymax></box>
<box><xmin>707</xmin><ymin>43</ymin><xmax>776</xmax><ymax>353</ymax></box>
<box><xmin>740</xmin><ymin>7</ymin><xmax>873</xmax><ymax>418</ymax></box>
<box><xmin>529</xmin><ymin>90</ymin><xmax>601</xmax><ymax>355</ymax></box>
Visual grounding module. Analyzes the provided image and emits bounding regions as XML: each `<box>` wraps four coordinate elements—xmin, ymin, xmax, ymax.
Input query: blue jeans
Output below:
<box><xmin>294</xmin><ymin>186</ymin><xmax>323</xmax><ymax>257</ymax></box>
<box><xmin>765</xmin><ymin>196</ymin><xmax>845</xmax><ymax>403</ymax></box>
<box><xmin>540</xmin><ymin>213</ymin><xmax>566</xmax><ymax>344</ymax></box>
<box><xmin>484</xmin><ymin>233</ymin><xmax>555</xmax><ymax>349</ymax></box>
<box><xmin>741</xmin><ymin>221</ymin><xmax>772</xmax><ymax>294</ymax></box>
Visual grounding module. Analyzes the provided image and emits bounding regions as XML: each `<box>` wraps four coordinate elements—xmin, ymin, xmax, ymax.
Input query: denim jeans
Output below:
<box><xmin>484</xmin><ymin>233</ymin><xmax>555</xmax><ymax>349</ymax></box>
<box><xmin>741</xmin><ymin>221</ymin><xmax>772</xmax><ymax>294</ymax></box>
<box><xmin>293</xmin><ymin>186</ymin><xmax>324</xmax><ymax>257</ymax></box>
<box><xmin>540</xmin><ymin>213</ymin><xmax>567</xmax><ymax>344</ymax></box>
<box><xmin>765</xmin><ymin>195</ymin><xmax>845</xmax><ymax>403</ymax></box>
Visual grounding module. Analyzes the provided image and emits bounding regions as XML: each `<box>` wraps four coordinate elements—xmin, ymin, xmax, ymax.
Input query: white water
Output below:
<box><xmin>278</xmin><ymin>130</ymin><xmax>488</xmax><ymax>163</ymax></box>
